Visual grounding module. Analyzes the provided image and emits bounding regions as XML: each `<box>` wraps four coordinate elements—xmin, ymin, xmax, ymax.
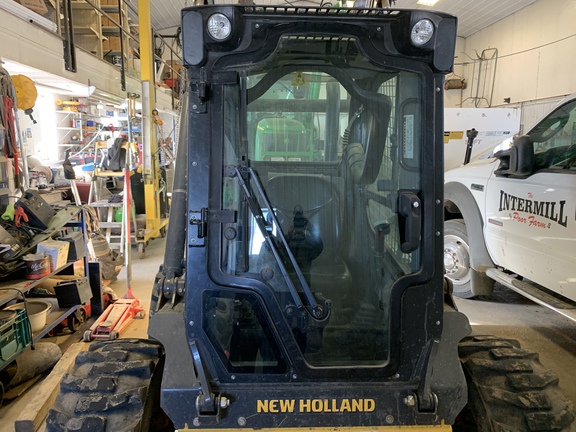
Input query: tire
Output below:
<box><xmin>455</xmin><ymin>335</ymin><xmax>575</xmax><ymax>432</ymax></box>
<box><xmin>444</xmin><ymin>219</ymin><xmax>493</xmax><ymax>298</ymax></box>
<box><xmin>138</xmin><ymin>243</ymin><xmax>146</xmax><ymax>259</ymax></box>
<box><xmin>46</xmin><ymin>339</ymin><xmax>173</xmax><ymax>432</ymax></box>
<box><xmin>68</xmin><ymin>308</ymin><xmax>87</xmax><ymax>332</ymax></box>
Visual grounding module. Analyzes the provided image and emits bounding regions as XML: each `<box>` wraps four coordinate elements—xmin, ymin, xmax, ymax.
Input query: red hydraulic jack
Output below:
<box><xmin>84</xmin><ymin>165</ymin><xmax>145</xmax><ymax>341</ymax></box>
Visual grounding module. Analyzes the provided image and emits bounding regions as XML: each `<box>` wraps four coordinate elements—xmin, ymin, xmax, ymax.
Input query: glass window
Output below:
<box><xmin>219</xmin><ymin>36</ymin><xmax>424</xmax><ymax>368</ymax></box>
<box><xmin>530</xmin><ymin>100</ymin><xmax>576</xmax><ymax>171</ymax></box>
<box><xmin>203</xmin><ymin>291</ymin><xmax>287</xmax><ymax>374</ymax></box>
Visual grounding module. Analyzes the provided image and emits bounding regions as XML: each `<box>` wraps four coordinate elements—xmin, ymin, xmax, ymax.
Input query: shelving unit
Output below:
<box><xmin>100</xmin><ymin>0</ymin><xmax>132</xmax><ymax>70</ymax></box>
<box><xmin>70</xmin><ymin>0</ymin><xmax>103</xmax><ymax>57</ymax></box>
<box><xmin>0</xmin><ymin>207</ymin><xmax>102</xmax><ymax>374</ymax></box>
<box><xmin>0</xmin><ymin>263</ymin><xmax>81</xmax><ymax>344</ymax></box>
<box><xmin>55</xmin><ymin>110</ymin><xmax>113</xmax><ymax>153</ymax></box>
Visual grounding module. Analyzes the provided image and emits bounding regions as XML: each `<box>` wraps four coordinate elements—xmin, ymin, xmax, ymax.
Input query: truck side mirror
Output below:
<box><xmin>494</xmin><ymin>135</ymin><xmax>534</xmax><ymax>178</ymax></box>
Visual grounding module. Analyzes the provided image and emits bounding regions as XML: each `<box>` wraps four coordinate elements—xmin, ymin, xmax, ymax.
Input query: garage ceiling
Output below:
<box><xmin>146</xmin><ymin>0</ymin><xmax>538</xmax><ymax>37</ymax></box>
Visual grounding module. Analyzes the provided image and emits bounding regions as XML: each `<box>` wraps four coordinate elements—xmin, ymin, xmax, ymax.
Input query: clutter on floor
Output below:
<box><xmin>0</xmin><ymin>186</ymin><xmax>125</xmax><ymax>403</ymax></box>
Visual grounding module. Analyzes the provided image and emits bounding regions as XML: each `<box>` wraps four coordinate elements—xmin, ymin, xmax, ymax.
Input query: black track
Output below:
<box><xmin>455</xmin><ymin>335</ymin><xmax>576</xmax><ymax>432</ymax></box>
<box><xmin>46</xmin><ymin>339</ymin><xmax>172</xmax><ymax>432</ymax></box>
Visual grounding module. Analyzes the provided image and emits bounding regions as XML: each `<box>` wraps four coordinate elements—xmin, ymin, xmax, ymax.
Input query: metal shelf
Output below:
<box><xmin>0</xmin><ymin>207</ymin><xmax>101</xmax><ymax>373</ymax></box>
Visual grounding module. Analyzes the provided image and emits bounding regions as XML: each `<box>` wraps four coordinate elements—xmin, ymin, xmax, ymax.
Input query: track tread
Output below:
<box><xmin>75</xmin><ymin>350</ymin><xmax>129</xmax><ymax>364</ymax></box>
<box><xmin>456</xmin><ymin>336</ymin><xmax>576</xmax><ymax>432</ymax></box>
<box><xmin>75</xmin><ymin>387</ymin><xmax>146</xmax><ymax>412</ymax></box>
<box><xmin>47</xmin><ymin>339</ymin><xmax>167</xmax><ymax>432</ymax></box>
<box><xmin>90</xmin><ymin>359</ymin><xmax>155</xmax><ymax>378</ymax></box>
<box><xmin>467</xmin><ymin>357</ymin><xmax>534</xmax><ymax>373</ymax></box>
<box><xmin>508</xmin><ymin>370</ymin><xmax>559</xmax><ymax>390</ymax></box>
<box><xmin>60</xmin><ymin>375</ymin><xmax>118</xmax><ymax>393</ymax></box>
<box><xmin>46</xmin><ymin>410</ymin><xmax>107</xmax><ymax>432</ymax></box>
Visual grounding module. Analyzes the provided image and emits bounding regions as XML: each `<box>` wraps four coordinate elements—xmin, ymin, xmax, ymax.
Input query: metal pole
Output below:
<box><xmin>138</xmin><ymin>0</ymin><xmax>159</xmax><ymax>234</ymax></box>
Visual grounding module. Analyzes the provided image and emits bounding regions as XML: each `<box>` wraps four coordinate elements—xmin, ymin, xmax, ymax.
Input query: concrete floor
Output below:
<box><xmin>1</xmin><ymin>240</ymin><xmax>575</xmax><ymax>430</ymax></box>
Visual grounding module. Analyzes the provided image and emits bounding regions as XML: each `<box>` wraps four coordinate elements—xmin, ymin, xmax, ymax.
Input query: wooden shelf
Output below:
<box><xmin>71</xmin><ymin>1</ymin><xmax>98</xmax><ymax>9</ymax></box>
<box><xmin>102</xmin><ymin>26</ymin><xmax>122</xmax><ymax>35</ymax></box>
<box><xmin>74</xmin><ymin>25</ymin><xmax>100</xmax><ymax>36</ymax></box>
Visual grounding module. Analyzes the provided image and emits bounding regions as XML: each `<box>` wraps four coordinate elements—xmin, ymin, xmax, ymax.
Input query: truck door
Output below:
<box><xmin>484</xmin><ymin>98</ymin><xmax>576</xmax><ymax>302</ymax></box>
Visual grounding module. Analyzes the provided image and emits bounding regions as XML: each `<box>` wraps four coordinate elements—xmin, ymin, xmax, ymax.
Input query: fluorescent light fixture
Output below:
<box><xmin>0</xmin><ymin>0</ymin><xmax>57</xmax><ymax>32</ymax></box>
<box><xmin>417</xmin><ymin>0</ymin><xmax>439</xmax><ymax>6</ymax></box>
<box><xmin>2</xmin><ymin>59</ymin><xmax>93</xmax><ymax>96</ymax></box>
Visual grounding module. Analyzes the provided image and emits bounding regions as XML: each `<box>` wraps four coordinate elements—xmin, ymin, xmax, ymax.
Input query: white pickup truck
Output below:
<box><xmin>443</xmin><ymin>94</ymin><xmax>576</xmax><ymax>322</ymax></box>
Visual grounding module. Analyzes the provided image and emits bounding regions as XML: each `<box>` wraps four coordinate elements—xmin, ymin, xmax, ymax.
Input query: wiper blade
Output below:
<box><xmin>234</xmin><ymin>166</ymin><xmax>328</xmax><ymax>320</ymax></box>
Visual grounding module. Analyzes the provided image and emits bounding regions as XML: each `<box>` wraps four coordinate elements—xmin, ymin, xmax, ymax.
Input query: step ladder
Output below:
<box><xmin>90</xmin><ymin>201</ymin><xmax>124</xmax><ymax>253</ymax></box>
<box><xmin>87</xmin><ymin>140</ymin><xmax>132</xmax><ymax>255</ymax></box>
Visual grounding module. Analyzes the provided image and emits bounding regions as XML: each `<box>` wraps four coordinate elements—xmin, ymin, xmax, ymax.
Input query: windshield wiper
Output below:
<box><xmin>234</xmin><ymin>166</ymin><xmax>330</xmax><ymax>321</ymax></box>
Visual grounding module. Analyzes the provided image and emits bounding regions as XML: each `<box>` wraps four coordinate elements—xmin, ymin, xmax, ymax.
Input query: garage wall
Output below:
<box><xmin>445</xmin><ymin>0</ymin><xmax>576</xmax><ymax>109</ymax></box>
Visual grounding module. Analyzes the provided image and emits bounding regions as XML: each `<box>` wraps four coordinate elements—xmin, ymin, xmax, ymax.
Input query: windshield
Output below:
<box><xmin>214</xmin><ymin>36</ymin><xmax>425</xmax><ymax>368</ymax></box>
<box><xmin>530</xmin><ymin>99</ymin><xmax>576</xmax><ymax>171</ymax></box>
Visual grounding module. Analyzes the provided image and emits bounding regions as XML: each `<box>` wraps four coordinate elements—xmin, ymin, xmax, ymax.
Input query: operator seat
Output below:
<box><xmin>265</xmin><ymin>175</ymin><xmax>352</xmax><ymax>302</ymax></box>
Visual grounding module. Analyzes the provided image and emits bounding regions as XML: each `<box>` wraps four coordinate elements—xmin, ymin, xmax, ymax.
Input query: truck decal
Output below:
<box><xmin>257</xmin><ymin>398</ymin><xmax>376</xmax><ymax>413</ymax></box>
<box><xmin>498</xmin><ymin>190</ymin><xmax>567</xmax><ymax>228</ymax></box>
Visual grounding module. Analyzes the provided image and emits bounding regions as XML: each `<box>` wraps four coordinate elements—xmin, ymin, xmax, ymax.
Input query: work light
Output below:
<box><xmin>207</xmin><ymin>13</ymin><xmax>231</xmax><ymax>41</ymax></box>
<box><xmin>410</xmin><ymin>19</ymin><xmax>434</xmax><ymax>47</ymax></box>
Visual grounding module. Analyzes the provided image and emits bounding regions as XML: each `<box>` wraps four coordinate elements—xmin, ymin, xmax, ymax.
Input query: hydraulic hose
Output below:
<box><xmin>162</xmin><ymin>90</ymin><xmax>189</xmax><ymax>277</ymax></box>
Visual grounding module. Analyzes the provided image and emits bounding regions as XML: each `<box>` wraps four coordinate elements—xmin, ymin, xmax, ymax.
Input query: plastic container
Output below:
<box><xmin>4</xmin><ymin>300</ymin><xmax>53</xmax><ymax>333</ymax></box>
<box><xmin>0</xmin><ymin>308</ymin><xmax>32</xmax><ymax>369</ymax></box>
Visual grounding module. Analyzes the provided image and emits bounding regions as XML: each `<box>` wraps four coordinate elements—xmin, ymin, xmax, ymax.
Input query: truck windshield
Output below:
<box><xmin>218</xmin><ymin>36</ymin><xmax>424</xmax><ymax>368</ymax></box>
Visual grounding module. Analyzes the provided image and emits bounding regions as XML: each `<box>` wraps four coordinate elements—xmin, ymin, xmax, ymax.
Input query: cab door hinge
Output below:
<box><xmin>190</xmin><ymin>68</ymin><xmax>208</xmax><ymax>114</ymax></box>
<box><xmin>190</xmin><ymin>208</ymin><xmax>236</xmax><ymax>246</ymax></box>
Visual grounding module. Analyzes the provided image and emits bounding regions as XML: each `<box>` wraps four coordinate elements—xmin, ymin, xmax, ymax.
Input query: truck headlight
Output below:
<box><xmin>410</xmin><ymin>19</ymin><xmax>434</xmax><ymax>47</ymax></box>
<box><xmin>207</xmin><ymin>13</ymin><xmax>231</xmax><ymax>41</ymax></box>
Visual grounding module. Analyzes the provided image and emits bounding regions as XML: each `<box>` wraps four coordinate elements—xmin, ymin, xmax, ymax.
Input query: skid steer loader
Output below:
<box><xmin>46</xmin><ymin>4</ymin><xmax>575</xmax><ymax>432</ymax></box>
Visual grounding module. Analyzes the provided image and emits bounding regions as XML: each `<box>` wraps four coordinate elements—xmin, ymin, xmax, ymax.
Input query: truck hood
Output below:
<box><xmin>445</xmin><ymin>157</ymin><xmax>498</xmax><ymax>184</ymax></box>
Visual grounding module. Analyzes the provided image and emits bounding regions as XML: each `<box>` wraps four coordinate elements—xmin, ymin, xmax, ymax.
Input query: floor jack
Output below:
<box><xmin>83</xmin><ymin>167</ymin><xmax>145</xmax><ymax>341</ymax></box>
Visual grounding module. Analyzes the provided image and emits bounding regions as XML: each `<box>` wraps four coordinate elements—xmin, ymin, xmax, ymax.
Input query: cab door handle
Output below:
<box><xmin>398</xmin><ymin>191</ymin><xmax>422</xmax><ymax>253</ymax></box>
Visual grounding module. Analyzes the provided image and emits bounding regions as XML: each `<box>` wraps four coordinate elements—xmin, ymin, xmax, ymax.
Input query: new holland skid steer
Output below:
<box><xmin>46</xmin><ymin>4</ymin><xmax>575</xmax><ymax>432</ymax></box>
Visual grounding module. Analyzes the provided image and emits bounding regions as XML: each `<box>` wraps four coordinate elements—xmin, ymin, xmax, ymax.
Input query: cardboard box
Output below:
<box><xmin>102</xmin><ymin>13</ymin><xmax>119</xmax><ymax>27</ymax></box>
<box><xmin>108</xmin><ymin>36</ymin><xmax>121</xmax><ymax>51</ymax></box>
<box><xmin>36</xmin><ymin>239</ymin><xmax>69</xmax><ymax>272</ymax></box>
<box><xmin>14</xmin><ymin>0</ymin><xmax>48</xmax><ymax>15</ymax></box>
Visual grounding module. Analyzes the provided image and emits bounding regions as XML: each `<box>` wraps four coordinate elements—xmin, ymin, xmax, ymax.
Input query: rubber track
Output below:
<box><xmin>46</xmin><ymin>339</ymin><xmax>165</xmax><ymax>432</ymax></box>
<box><xmin>457</xmin><ymin>335</ymin><xmax>576</xmax><ymax>432</ymax></box>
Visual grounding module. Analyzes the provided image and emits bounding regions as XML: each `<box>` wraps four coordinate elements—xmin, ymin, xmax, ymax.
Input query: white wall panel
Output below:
<box><xmin>447</xmin><ymin>0</ymin><xmax>576</xmax><ymax>108</ymax></box>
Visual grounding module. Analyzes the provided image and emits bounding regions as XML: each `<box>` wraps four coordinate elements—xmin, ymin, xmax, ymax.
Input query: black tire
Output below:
<box><xmin>455</xmin><ymin>335</ymin><xmax>575</xmax><ymax>432</ymax></box>
<box><xmin>46</xmin><ymin>339</ymin><xmax>173</xmax><ymax>432</ymax></box>
<box><xmin>68</xmin><ymin>308</ymin><xmax>87</xmax><ymax>332</ymax></box>
<box><xmin>444</xmin><ymin>219</ymin><xmax>493</xmax><ymax>298</ymax></box>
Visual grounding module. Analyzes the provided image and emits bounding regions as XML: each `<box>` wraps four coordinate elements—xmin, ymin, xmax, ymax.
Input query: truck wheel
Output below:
<box><xmin>455</xmin><ymin>335</ymin><xmax>575</xmax><ymax>431</ymax></box>
<box><xmin>46</xmin><ymin>339</ymin><xmax>173</xmax><ymax>432</ymax></box>
<box><xmin>444</xmin><ymin>219</ymin><xmax>494</xmax><ymax>298</ymax></box>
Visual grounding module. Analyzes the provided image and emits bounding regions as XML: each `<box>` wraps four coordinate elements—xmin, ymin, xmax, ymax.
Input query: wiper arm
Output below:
<box><xmin>234</xmin><ymin>166</ymin><xmax>329</xmax><ymax>320</ymax></box>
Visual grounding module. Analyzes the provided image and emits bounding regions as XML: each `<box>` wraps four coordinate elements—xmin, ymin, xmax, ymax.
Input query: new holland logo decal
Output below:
<box><xmin>257</xmin><ymin>398</ymin><xmax>376</xmax><ymax>413</ymax></box>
